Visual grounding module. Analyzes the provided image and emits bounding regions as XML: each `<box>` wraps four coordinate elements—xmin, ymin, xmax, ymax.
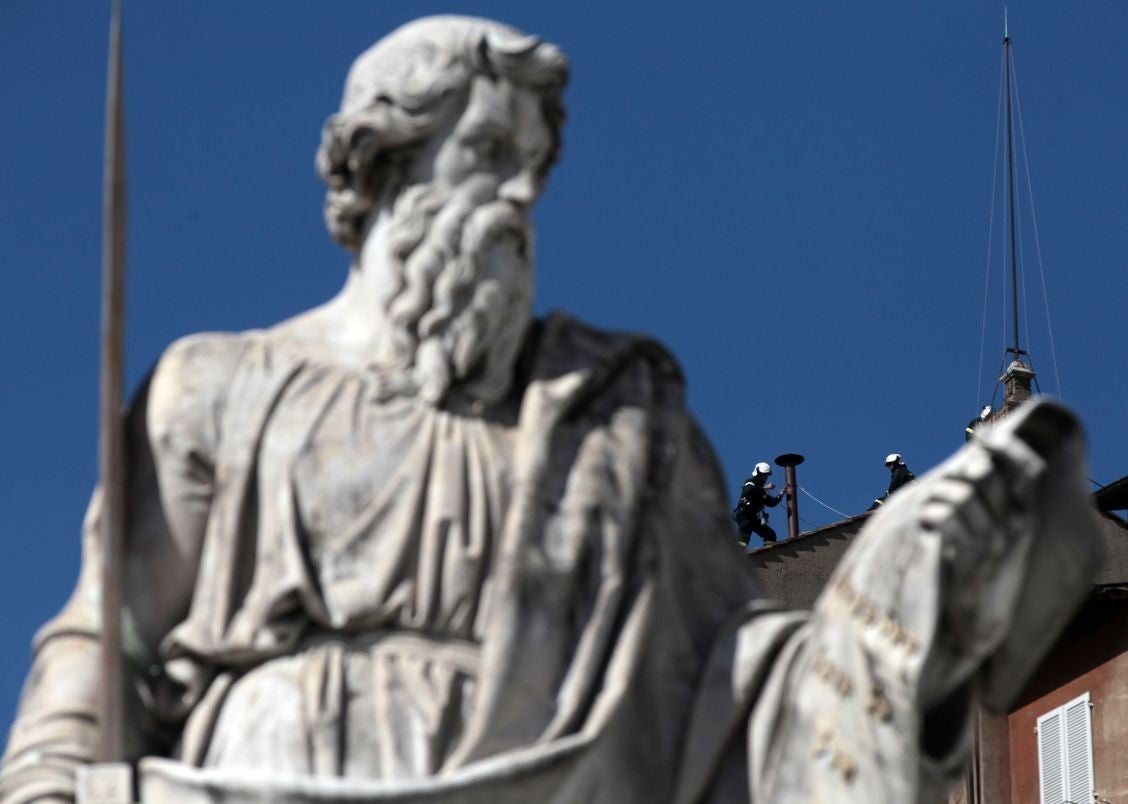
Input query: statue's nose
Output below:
<box><xmin>498</xmin><ymin>169</ymin><xmax>539</xmax><ymax>208</ymax></box>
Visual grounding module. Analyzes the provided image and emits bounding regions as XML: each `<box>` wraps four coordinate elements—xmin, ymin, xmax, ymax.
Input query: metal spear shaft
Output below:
<box><xmin>97</xmin><ymin>0</ymin><xmax>127</xmax><ymax>764</ymax></box>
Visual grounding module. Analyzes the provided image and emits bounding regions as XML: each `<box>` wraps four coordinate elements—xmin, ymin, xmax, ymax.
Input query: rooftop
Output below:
<box><xmin>748</xmin><ymin>478</ymin><xmax>1128</xmax><ymax>610</ymax></box>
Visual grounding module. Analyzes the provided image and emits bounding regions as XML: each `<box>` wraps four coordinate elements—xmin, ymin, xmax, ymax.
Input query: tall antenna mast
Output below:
<box><xmin>1003</xmin><ymin>11</ymin><xmax>1024</xmax><ymax>363</ymax></box>
<box><xmin>975</xmin><ymin>8</ymin><xmax>1054</xmax><ymax>416</ymax></box>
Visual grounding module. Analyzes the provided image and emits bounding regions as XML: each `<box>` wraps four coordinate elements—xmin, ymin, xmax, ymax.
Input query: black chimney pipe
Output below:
<box><xmin>774</xmin><ymin>453</ymin><xmax>805</xmax><ymax>541</ymax></box>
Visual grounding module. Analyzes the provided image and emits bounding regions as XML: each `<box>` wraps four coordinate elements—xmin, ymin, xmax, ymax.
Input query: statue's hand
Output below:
<box><xmin>763</xmin><ymin>399</ymin><xmax>1103</xmax><ymax>802</ymax></box>
<box><xmin>848</xmin><ymin>399</ymin><xmax>1101</xmax><ymax>707</ymax></box>
<box><xmin>971</xmin><ymin>399</ymin><xmax>1104</xmax><ymax>709</ymax></box>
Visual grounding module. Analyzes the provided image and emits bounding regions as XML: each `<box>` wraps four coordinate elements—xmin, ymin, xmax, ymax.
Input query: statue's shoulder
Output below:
<box><xmin>533</xmin><ymin>311</ymin><xmax>685</xmax><ymax>391</ymax></box>
<box><xmin>147</xmin><ymin>330</ymin><xmax>260</xmax><ymax>442</ymax></box>
<box><xmin>152</xmin><ymin>330</ymin><xmax>256</xmax><ymax>388</ymax></box>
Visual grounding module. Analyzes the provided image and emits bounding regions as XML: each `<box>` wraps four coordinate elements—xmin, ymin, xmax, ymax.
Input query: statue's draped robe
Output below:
<box><xmin>1</xmin><ymin>314</ymin><xmax>1099</xmax><ymax>803</ymax></box>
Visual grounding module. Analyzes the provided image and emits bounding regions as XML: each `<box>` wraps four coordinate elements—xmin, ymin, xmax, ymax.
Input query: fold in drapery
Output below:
<box><xmin>193</xmin><ymin>632</ymin><xmax>480</xmax><ymax>778</ymax></box>
<box><xmin>162</xmin><ymin>340</ymin><xmax>514</xmax><ymax>672</ymax></box>
<box><xmin>158</xmin><ymin>334</ymin><xmax>515</xmax><ymax>772</ymax></box>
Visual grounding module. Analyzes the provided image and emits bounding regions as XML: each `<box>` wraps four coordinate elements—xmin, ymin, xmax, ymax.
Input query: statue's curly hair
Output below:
<box><xmin>316</xmin><ymin>16</ymin><xmax>569</xmax><ymax>251</ymax></box>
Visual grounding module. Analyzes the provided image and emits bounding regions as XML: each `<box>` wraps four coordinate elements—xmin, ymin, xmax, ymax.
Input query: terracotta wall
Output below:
<box><xmin>1007</xmin><ymin>599</ymin><xmax>1128</xmax><ymax>803</ymax></box>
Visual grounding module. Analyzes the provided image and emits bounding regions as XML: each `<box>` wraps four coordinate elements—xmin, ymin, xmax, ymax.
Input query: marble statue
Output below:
<box><xmin>0</xmin><ymin>15</ymin><xmax>1104</xmax><ymax>804</ymax></box>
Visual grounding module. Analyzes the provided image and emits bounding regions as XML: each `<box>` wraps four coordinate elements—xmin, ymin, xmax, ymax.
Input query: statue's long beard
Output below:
<box><xmin>381</xmin><ymin>182</ymin><xmax>533</xmax><ymax>406</ymax></box>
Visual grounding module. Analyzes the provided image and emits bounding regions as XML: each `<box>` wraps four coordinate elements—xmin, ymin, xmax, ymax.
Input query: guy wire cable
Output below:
<box><xmin>798</xmin><ymin>486</ymin><xmax>851</xmax><ymax>521</ymax></box>
<box><xmin>1011</xmin><ymin>51</ymin><xmax>1064</xmax><ymax>398</ymax></box>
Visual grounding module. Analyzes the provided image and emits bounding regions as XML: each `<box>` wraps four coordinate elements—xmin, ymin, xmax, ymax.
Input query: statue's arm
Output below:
<box><xmin>125</xmin><ymin>334</ymin><xmax>240</xmax><ymax>652</ymax></box>
<box><xmin>0</xmin><ymin>333</ymin><xmax>240</xmax><ymax>803</ymax></box>
<box><xmin>745</xmin><ymin>400</ymin><xmax>1103</xmax><ymax>803</ymax></box>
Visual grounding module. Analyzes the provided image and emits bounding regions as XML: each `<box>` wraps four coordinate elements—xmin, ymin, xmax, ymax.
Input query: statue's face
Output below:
<box><xmin>406</xmin><ymin>74</ymin><xmax>553</xmax><ymax>213</ymax></box>
<box><xmin>359</xmin><ymin>73</ymin><xmax>548</xmax><ymax>404</ymax></box>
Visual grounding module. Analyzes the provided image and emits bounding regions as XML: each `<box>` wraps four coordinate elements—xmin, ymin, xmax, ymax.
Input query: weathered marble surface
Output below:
<box><xmin>1</xmin><ymin>16</ymin><xmax>1102</xmax><ymax>804</ymax></box>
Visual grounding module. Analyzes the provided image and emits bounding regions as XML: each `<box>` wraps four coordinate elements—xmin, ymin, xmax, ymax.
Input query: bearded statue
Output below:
<box><xmin>0</xmin><ymin>16</ymin><xmax>1103</xmax><ymax>804</ymax></box>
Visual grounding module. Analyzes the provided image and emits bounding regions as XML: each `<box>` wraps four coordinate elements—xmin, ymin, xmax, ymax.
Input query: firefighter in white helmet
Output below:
<box><xmin>869</xmin><ymin>453</ymin><xmax>916</xmax><ymax>510</ymax></box>
<box><xmin>965</xmin><ymin>405</ymin><xmax>994</xmax><ymax>441</ymax></box>
<box><xmin>733</xmin><ymin>462</ymin><xmax>787</xmax><ymax>548</ymax></box>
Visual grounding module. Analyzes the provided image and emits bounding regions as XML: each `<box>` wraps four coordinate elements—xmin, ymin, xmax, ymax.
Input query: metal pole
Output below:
<box><xmin>775</xmin><ymin>453</ymin><xmax>805</xmax><ymax>541</ymax></box>
<box><xmin>1004</xmin><ymin>31</ymin><xmax>1021</xmax><ymax>361</ymax></box>
<box><xmin>97</xmin><ymin>0</ymin><xmax>127</xmax><ymax>764</ymax></box>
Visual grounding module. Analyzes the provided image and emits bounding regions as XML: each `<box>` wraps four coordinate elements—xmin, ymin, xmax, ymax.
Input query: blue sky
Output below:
<box><xmin>2</xmin><ymin>2</ymin><xmax>1126</xmax><ymax>735</ymax></box>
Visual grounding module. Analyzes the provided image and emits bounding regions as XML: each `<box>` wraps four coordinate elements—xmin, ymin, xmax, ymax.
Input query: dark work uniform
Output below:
<box><xmin>869</xmin><ymin>463</ymin><xmax>916</xmax><ymax>510</ymax></box>
<box><xmin>966</xmin><ymin>413</ymin><xmax>993</xmax><ymax>441</ymax></box>
<box><xmin>732</xmin><ymin>477</ymin><xmax>785</xmax><ymax>548</ymax></box>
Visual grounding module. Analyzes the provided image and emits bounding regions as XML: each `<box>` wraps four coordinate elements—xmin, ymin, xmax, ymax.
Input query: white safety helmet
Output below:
<box><xmin>752</xmin><ymin>462</ymin><xmax>772</xmax><ymax>477</ymax></box>
<box><xmin>884</xmin><ymin>453</ymin><xmax>902</xmax><ymax>467</ymax></box>
<box><xmin>979</xmin><ymin>405</ymin><xmax>993</xmax><ymax>421</ymax></box>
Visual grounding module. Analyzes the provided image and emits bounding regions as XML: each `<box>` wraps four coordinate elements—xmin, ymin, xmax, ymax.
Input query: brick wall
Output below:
<box><xmin>1006</xmin><ymin>599</ymin><xmax>1128</xmax><ymax>803</ymax></box>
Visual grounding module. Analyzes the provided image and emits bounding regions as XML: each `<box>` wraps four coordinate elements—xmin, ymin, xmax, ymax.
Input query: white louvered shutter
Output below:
<box><xmin>1038</xmin><ymin>707</ymin><xmax>1065</xmax><ymax>804</ymax></box>
<box><xmin>1037</xmin><ymin>692</ymin><xmax>1094</xmax><ymax>804</ymax></box>
<box><xmin>1064</xmin><ymin>692</ymin><xmax>1094</xmax><ymax>804</ymax></box>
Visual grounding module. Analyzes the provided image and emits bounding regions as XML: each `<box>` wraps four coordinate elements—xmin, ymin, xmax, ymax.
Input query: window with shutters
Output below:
<box><xmin>1036</xmin><ymin>691</ymin><xmax>1094</xmax><ymax>804</ymax></box>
